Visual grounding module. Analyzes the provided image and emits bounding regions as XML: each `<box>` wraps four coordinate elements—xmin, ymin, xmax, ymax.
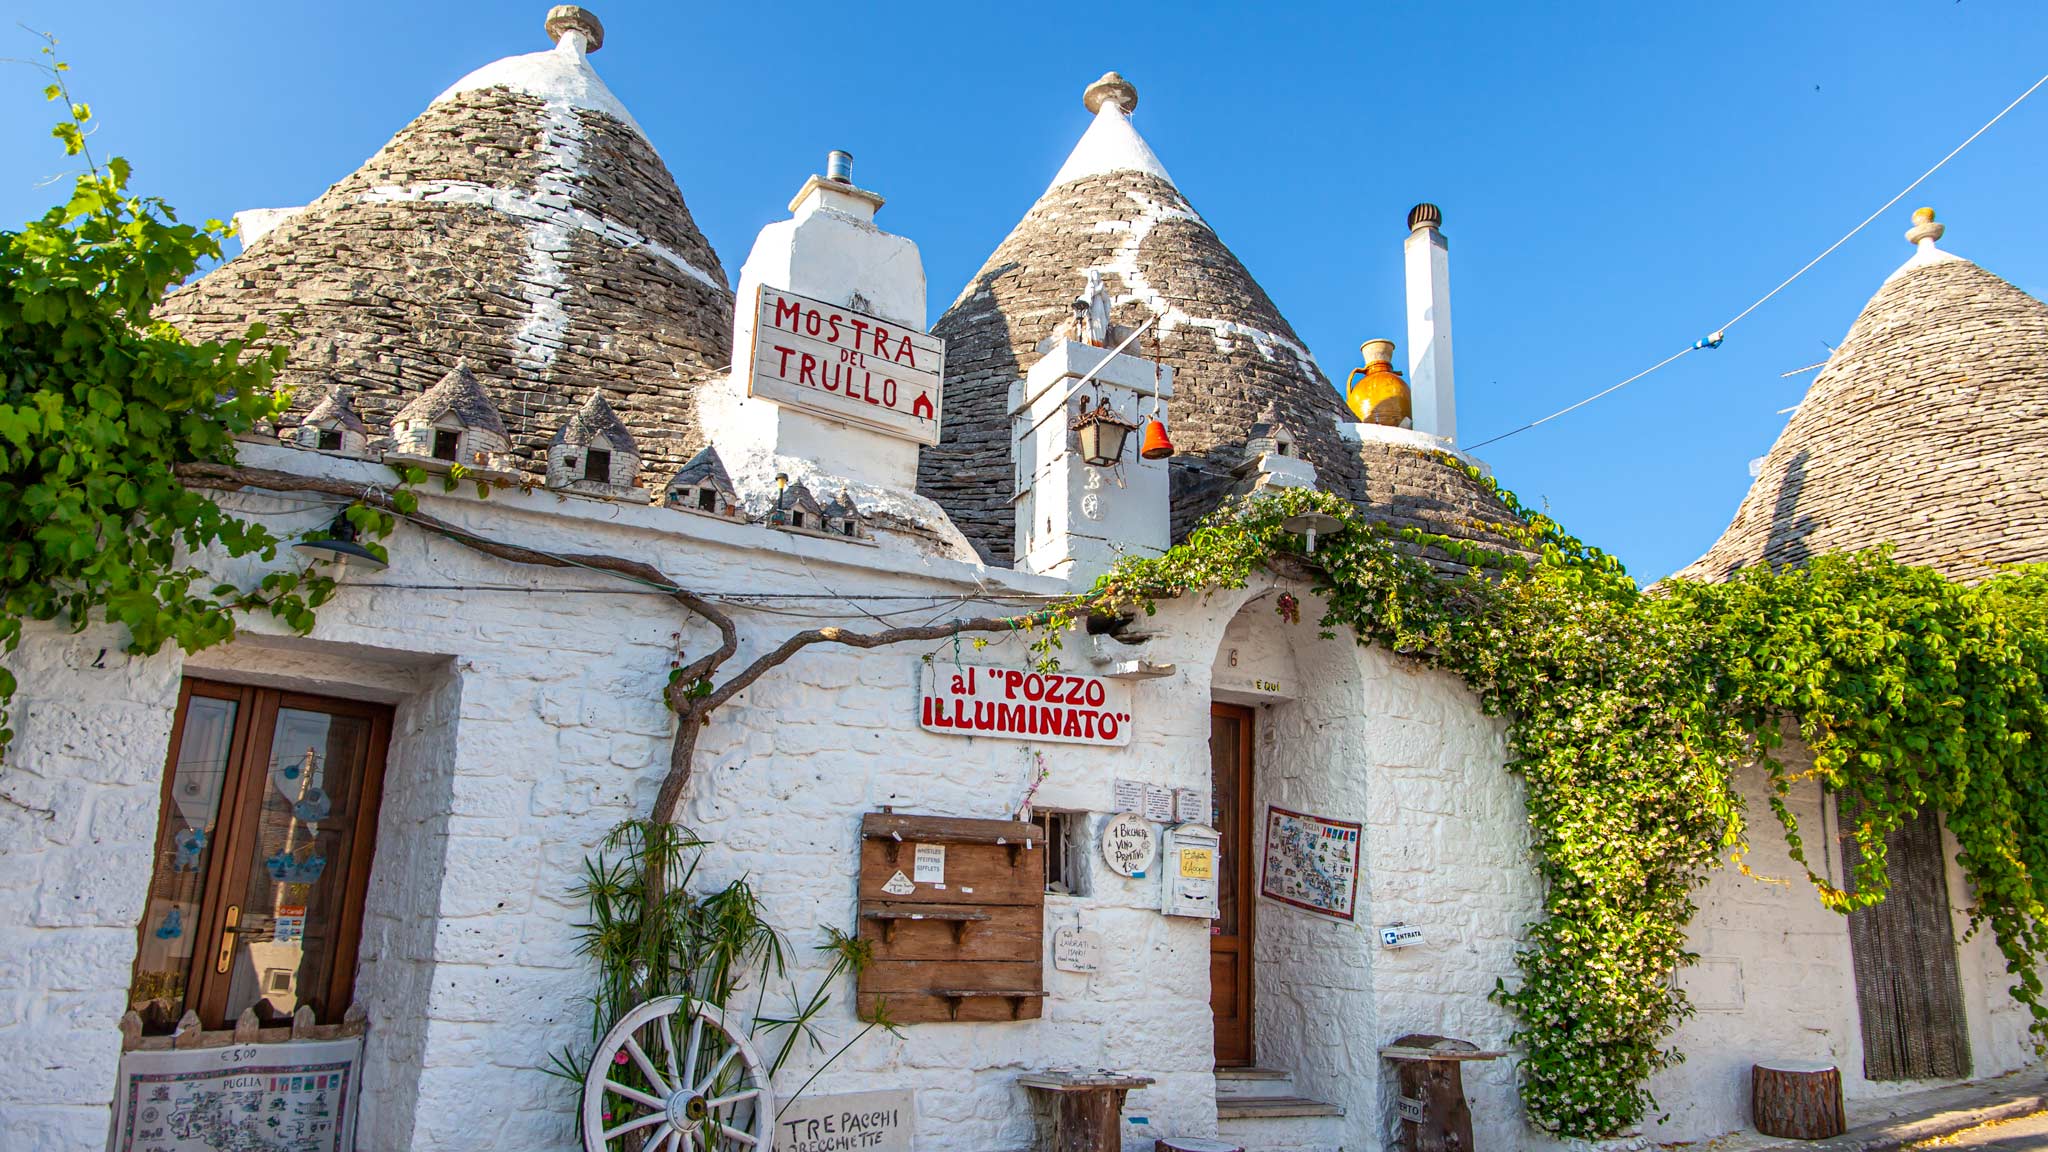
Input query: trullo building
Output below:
<box><xmin>0</xmin><ymin>9</ymin><xmax>2041</xmax><ymax>1152</ymax></box>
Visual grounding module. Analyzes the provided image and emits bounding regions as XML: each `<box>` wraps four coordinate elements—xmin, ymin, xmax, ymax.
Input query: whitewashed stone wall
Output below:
<box><xmin>1208</xmin><ymin>593</ymin><xmax>1538</xmax><ymax>1152</ymax></box>
<box><xmin>0</xmin><ymin>623</ymin><xmax>181</xmax><ymax>1151</ymax></box>
<box><xmin>1650</xmin><ymin>740</ymin><xmax>2040</xmax><ymax>1144</ymax></box>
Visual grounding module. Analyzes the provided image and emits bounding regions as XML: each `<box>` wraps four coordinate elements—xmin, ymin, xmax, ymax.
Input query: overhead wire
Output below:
<box><xmin>1464</xmin><ymin>69</ymin><xmax>2048</xmax><ymax>453</ymax></box>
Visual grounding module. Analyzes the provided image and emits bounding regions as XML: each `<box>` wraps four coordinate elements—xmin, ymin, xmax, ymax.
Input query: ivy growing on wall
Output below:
<box><xmin>1050</xmin><ymin>480</ymin><xmax>2048</xmax><ymax>1139</ymax></box>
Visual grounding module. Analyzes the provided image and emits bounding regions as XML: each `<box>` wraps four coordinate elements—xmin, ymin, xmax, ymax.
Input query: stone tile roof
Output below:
<box><xmin>917</xmin><ymin>82</ymin><xmax>1519</xmax><ymax>568</ymax></box>
<box><xmin>551</xmin><ymin>389</ymin><xmax>636</xmax><ymax>452</ymax></box>
<box><xmin>394</xmin><ymin>362</ymin><xmax>508</xmax><ymax>437</ymax></box>
<box><xmin>301</xmin><ymin>383</ymin><xmax>368</xmax><ymax>433</ymax></box>
<box><xmin>666</xmin><ymin>446</ymin><xmax>735</xmax><ymax>496</ymax></box>
<box><xmin>159</xmin><ymin>17</ymin><xmax>731</xmax><ymax>484</ymax></box>
<box><xmin>921</xmin><ymin>165</ymin><xmax>1367</xmax><ymax>564</ymax></box>
<box><xmin>1677</xmin><ymin>238</ymin><xmax>2048</xmax><ymax>585</ymax></box>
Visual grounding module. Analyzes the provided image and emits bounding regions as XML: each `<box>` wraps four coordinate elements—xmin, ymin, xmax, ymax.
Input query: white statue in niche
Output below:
<box><xmin>1078</xmin><ymin>269</ymin><xmax>1112</xmax><ymax>347</ymax></box>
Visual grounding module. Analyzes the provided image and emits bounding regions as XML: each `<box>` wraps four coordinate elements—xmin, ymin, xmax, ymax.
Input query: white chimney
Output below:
<box><xmin>1403</xmin><ymin>203</ymin><xmax>1455</xmax><ymax>443</ymax></box>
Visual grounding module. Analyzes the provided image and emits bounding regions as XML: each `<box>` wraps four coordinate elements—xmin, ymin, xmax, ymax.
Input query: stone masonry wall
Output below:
<box><xmin>1650</xmin><ymin>742</ymin><xmax>2040</xmax><ymax>1144</ymax></box>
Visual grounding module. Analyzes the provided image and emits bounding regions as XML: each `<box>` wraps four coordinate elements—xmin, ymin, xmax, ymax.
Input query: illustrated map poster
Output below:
<box><xmin>109</xmin><ymin>1037</ymin><xmax>362</xmax><ymax>1152</ymax></box>
<box><xmin>1259</xmin><ymin>805</ymin><xmax>1362</xmax><ymax>920</ymax></box>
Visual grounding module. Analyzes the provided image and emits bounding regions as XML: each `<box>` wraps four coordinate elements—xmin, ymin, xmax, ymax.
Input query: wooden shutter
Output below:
<box><xmin>1840</xmin><ymin>803</ymin><xmax>1971</xmax><ymax>1081</ymax></box>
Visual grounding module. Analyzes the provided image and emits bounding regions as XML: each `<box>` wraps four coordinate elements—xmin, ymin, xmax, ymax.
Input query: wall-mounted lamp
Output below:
<box><xmin>293</xmin><ymin>513</ymin><xmax>388</xmax><ymax>570</ymax></box>
<box><xmin>1072</xmin><ymin>396</ymin><xmax>1138</xmax><ymax>468</ymax></box>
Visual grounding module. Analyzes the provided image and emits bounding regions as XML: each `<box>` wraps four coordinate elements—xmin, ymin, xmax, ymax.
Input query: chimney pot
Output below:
<box><xmin>1406</xmin><ymin>202</ymin><xmax>1442</xmax><ymax>233</ymax></box>
<box><xmin>827</xmin><ymin>150</ymin><xmax>854</xmax><ymax>184</ymax></box>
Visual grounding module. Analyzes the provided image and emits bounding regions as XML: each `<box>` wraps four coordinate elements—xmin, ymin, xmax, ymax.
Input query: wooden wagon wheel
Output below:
<box><xmin>582</xmin><ymin>997</ymin><xmax>775</xmax><ymax>1152</ymax></box>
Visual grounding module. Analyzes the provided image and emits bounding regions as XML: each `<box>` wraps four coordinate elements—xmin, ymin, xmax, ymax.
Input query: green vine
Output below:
<box><xmin>1038</xmin><ymin>478</ymin><xmax>2048</xmax><ymax>1139</ymax></box>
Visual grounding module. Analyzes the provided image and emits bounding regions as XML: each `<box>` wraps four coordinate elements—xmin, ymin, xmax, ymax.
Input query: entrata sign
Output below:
<box><xmin>919</xmin><ymin>664</ymin><xmax>1133</xmax><ymax>746</ymax></box>
<box><xmin>748</xmin><ymin>285</ymin><xmax>944</xmax><ymax>445</ymax></box>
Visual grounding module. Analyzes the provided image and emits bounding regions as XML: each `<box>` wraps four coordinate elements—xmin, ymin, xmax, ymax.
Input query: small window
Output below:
<box><xmin>432</xmin><ymin>429</ymin><xmax>459</xmax><ymax>461</ymax></box>
<box><xmin>266</xmin><ymin>969</ymin><xmax>294</xmax><ymax>993</ymax></box>
<box><xmin>843</xmin><ymin>521</ymin><xmax>859</xmax><ymax>538</ymax></box>
<box><xmin>1033</xmin><ymin>810</ymin><xmax>1087</xmax><ymax>896</ymax></box>
<box><xmin>696</xmin><ymin>487</ymin><xmax>717</xmax><ymax>512</ymax></box>
<box><xmin>1276</xmin><ymin>441</ymin><xmax>1292</xmax><ymax>457</ymax></box>
<box><xmin>317</xmin><ymin>429</ymin><xmax>343</xmax><ymax>452</ymax></box>
<box><xmin>789</xmin><ymin>512</ymin><xmax>805</xmax><ymax>529</ymax></box>
<box><xmin>584</xmin><ymin>448</ymin><xmax>612</xmax><ymax>483</ymax></box>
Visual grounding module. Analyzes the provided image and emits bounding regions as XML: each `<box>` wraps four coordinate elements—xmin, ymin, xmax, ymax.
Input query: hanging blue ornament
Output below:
<box><xmin>172</xmin><ymin>828</ymin><xmax>207</xmax><ymax>872</ymax></box>
<box><xmin>265</xmin><ymin>852</ymin><xmax>326</xmax><ymax>884</ymax></box>
<box><xmin>155</xmin><ymin>907</ymin><xmax>183</xmax><ymax>939</ymax></box>
<box><xmin>292</xmin><ymin>788</ymin><xmax>331</xmax><ymax>823</ymax></box>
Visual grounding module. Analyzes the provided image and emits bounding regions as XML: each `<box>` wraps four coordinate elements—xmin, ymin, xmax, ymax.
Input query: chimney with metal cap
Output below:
<box><xmin>1403</xmin><ymin>203</ymin><xmax>1455</xmax><ymax>443</ymax></box>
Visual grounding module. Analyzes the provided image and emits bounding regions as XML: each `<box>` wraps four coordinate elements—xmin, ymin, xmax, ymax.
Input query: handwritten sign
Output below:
<box><xmin>774</xmin><ymin>1089</ymin><xmax>915</xmax><ymax>1152</ymax></box>
<box><xmin>1113</xmin><ymin>779</ymin><xmax>1145</xmax><ymax>813</ymax></box>
<box><xmin>110</xmin><ymin>1037</ymin><xmax>362</xmax><ymax>1152</ymax></box>
<box><xmin>1053</xmin><ymin>926</ymin><xmax>1103</xmax><ymax>973</ymax></box>
<box><xmin>912</xmin><ymin>844</ymin><xmax>945</xmax><ymax>884</ymax></box>
<box><xmin>920</xmin><ymin>664</ymin><xmax>1133</xmax><ymax>746</ymax></box>
<box><xmin>1143</xmin><ymin>785</ymin><xmax>1174</xmax><ymax>824</ymax></box>
<box><xmin>1101</xmin><ymin>813</ymin><xmax>1157</xmax><ymax>877</ymax></box>
<box><xmin>1260</xmin><ymin>805</ymin><xmax>1362</xmax><ymax>920</ymax></box>
<box><xmin>749</xmin><ymin>285</ymin><xmax>944</xmax><ymax>445</ymax></box>
<box><xmin>1174</xmin><ymin>788</ymin><xmax>1205</xmax><ymax>824</ymax></box>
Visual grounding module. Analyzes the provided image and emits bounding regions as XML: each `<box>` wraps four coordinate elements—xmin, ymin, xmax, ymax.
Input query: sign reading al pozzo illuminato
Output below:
<box><xmin>920</xmin><ymin>664</ymin><xmax>1132</xmax><ymax>746</ymax></box>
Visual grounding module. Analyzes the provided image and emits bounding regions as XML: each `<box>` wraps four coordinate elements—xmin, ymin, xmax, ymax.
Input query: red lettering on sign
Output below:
<box><xmin>1084</xmin><ymin>680</ymin><xmax>1105</xmax><ymax>707</ymax></box>
<box><xmin>895</xmin><ymin>335</ymin><xmax>916</xmax><ymax>368</ymax></box>
<box><xmin>871</xmin><ymin>325</ymin><xmax>890</xmax><ymax>355</ymax></box>
<box><xmin>848</xmin><ymin>317</ymin><xmax>870</xmax><ymax>350</ymax></box>
<box><xmin>883</xmin><ymin>378</ymin><xmax>897</xmax><ymax>407</ymax></box>
<box><xmin>913</xmin><ymin>392</ymin><xmax>934</xmax><ymax>420</ymax></box>
<box><xmin>1099</xmin><ymin>713</ymin><xmax>1120</xmax><ymax>741</ymax></box>
<box><xmin>1023</xmin><ymin>674</ymin><xmax>1044</xmax><ymax>702</ymax></box>
<box><xmin>804</xmin><ymin>308</ymin><xmax>823</xmax><ymax>337</ymax></box>
<box><xmin>827</xmin><ymin>314</ymin><xmax>842</xmax><ymax>343</ymax></box>
<box><xmin>799</xmin><ymin>353</ymin><xmax>817</xmax><ymax>386</ymax></box>
<box><xmin>1038</xmin><ymin>705</ymin><xmax>1060</xmax><ymax>733</ymax></box>
<box><xmin>774</xmin><ymin>298</ymin><xmax>803</xmax><ymax>331</ymax></box>
<box><xmin>774</xmin><ymin>346</ymin><xmax>797</xmax><ymax>377</ymax></box>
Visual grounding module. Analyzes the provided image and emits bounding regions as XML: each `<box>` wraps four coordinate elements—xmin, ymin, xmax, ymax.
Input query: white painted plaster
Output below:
<box><xmin>1085</xmin><ymin>188</ymin><xmax>1322</xmax><ymax>372</ymax></box>
<box><xmin>1010</xmin><ymin>341</ymin><xmax>1174</xmax><ymax>582</ymax></box>
<box><xmin>435</xmin><ymin>31</ymin><xmax>643</xmax><ymax>138</ymax></box>
<box><xmin>1048</xmin><ymin>102</ymin><xmax>1175</xmax><ymax>191</ymax></box>
<box><xmin>1884</xmin><ymin>235</ymin><xmax>1968</xmax><ymax>284</ymax></box>
<box><xmin>232</xmin><ymin>206</ymin><xmax>305</xmax><ymax>249</ymax></box>
<box><xmin>1402</xmin><ymin>226</ymin><xmax>1456</xmax><ymax>443</ymax></box>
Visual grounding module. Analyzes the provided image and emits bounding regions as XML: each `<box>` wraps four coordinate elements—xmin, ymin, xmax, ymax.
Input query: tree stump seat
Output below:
<box><xmin>1751</xmin><ymin>1060</ymin><xmax>1846</xmax><ymax>1140</ymax></box>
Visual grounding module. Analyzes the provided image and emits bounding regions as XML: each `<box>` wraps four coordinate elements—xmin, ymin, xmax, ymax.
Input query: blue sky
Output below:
<box><xmin>4</xmin><ymin>1</ymin><xmax>2044</xmax><ymax>581</ymax></box>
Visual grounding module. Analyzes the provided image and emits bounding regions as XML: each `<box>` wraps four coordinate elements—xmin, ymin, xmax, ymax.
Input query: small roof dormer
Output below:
<box><xmin>388</xmin><ymin>360</ymin><xmax>515</xmax><ymax>474</ymax></box>
<box><xmin>546</xmin><ymin>389</ymin><xmax>644</xmax><ymax>499</ymax></box>
<box><xmin>392</xmin><ymin>361</ymin><xmax>508</xmax><ymax>441</ymax></box>
<box><xmin>663</xmin><ymin>446</ymin><xmax>743</xmax><ymax>521</ymax></box>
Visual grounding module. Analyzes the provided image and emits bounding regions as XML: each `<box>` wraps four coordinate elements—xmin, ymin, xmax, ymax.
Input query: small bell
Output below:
<box><xmin>1139</xmin><ymin>417</ymin><xmax>1175</xmax><ymax>460</ymax></box>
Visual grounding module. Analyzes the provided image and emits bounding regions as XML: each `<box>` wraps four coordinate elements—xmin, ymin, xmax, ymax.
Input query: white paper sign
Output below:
<box><xmin>1174</xmin><ymin>788</ymin><xmax>1205</xmax><ymax>824</ymax></box>
<box><xmin>881</xmin><ymin>870</ymin><xmax>915</xmax><ymax>896</ymax></box>
<box><xmin>749</xmin><ymin>285</ymin><xmax>944</xmax><ymax>445</ymax></box>
<box><xmin>1053</xmin><ymin>926</ymin><xmax>1103</xmax><ymax>973</ymax></box>
<box><xmin>775</xmin><ymin>1088</ymin><xmax>916</xmax><ymax>1152</ymax></box>
<box><xmin>912</xmin><ymin>844</ymin><xmax>946</xmax><ymax>884</ymax></box>
<box><xmin>1112</xmin><ymin>778</ymin><xmax>1145</xmax><ymax>814</ymax></box>
<box><xmin>920</xmin><ymin>664</ymin><xmax>1133</xmax><ymax>746</ymax></box>
<box><xmin>1143</xmin><ymin>785</ymin><xmax>1174</xmax><ymax>824</ymax></box>
<box><xmin>110</xmin><ymin>1037</ymin><xmax>364</xmax><ymax>1152</ymax></box>
<box><xmin>1397</xmin><ymin>1095</ymin><xmax>1427</xmax><ymax>1123</ymax></box>
<box><xmin>1101</xmin><ymin>812</ymin><xmax>1158</xmax><ymax>878</ymax></box>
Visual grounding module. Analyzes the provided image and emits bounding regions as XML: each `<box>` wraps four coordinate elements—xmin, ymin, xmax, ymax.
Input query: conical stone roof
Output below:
<box><xmin>552</xmin><ymin>389</ymin><xmax>636</xmax><ymax>452</ymax></box>
<box><xmin>160</xmin><ymin>6</ymin><xmax>732</xmax><ymax>483</ymax></box>
<box><xmin>919</xmin><ymin>73</ymin><xmax>1365</xmax><ymax>563</ymax></box>
<box><xmin>1678</xmin><ymin>211</ymin><xmax>2048</xmax><ymax>584</ymax></box>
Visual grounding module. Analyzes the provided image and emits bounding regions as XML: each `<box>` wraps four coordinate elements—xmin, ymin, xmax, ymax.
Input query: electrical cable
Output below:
<box><xmin>1464</xmin><ymin>70</ymin><xmax>2048</xmax><ymax>453</ymax></box>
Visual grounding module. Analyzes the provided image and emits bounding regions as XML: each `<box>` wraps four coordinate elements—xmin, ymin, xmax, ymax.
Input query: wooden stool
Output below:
<box><xmin>1751</xmin><ymin>1060</ymin><xmax>1846</xmax><ymax>1140</ymax></box>
<box><xmin>1156</xmin><ymin>1139</ymin><xmax>1244</xmax><ymax>1152</ymax></box>
<box><xmin>1019</xmin><ymin>1071</ymin><xmax>1155</xmax><ymax>1152</ymax></box>
<box><xmin>1380</xmin><ymin>1034</ymin><xmax>1507</xmax><ymax>1151</ymax></box>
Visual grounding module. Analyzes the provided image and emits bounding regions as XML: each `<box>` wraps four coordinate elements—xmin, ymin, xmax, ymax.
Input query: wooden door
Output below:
<box><xmin>1842</xmin><ymin>805</ymin><xmax>1971</xmax><ymax>1080</ymax></box>
<box><xmin>128</xmin><ymin>679</ymin><xmax>391</xmax><ymax>1034</ymax></box>
<box><xmin>1210</xmin><ymin>702</ymin><xmax>1256</xmax><ymax>1066</ymax></box>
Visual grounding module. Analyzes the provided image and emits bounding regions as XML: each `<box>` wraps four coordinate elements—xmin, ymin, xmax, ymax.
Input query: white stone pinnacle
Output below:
<box><xmin>432</xmin><ymin>20</ymin><xmax>645</xmax><ymax>138</ymax></box>
<box><xmin>1046</xmin><ymin>92</ymin><xmax>1175</xmax><ymax>192</ymax></box>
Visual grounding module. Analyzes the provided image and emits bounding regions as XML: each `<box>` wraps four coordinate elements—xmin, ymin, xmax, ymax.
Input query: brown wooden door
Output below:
<box><xmin>1210</xmin><ymin>702</ymin><xmax>1256</xmax><ymax>1066</ymax></box>
<box><xmin>128</xmin><ymin>679</ymin><xmax>391</xmax><ymax>1034</ymax></box>
<box><xmin>1842</xmin><ymin>805</ymin><xmax>1972</xmax><ymax>1080</ymax></box>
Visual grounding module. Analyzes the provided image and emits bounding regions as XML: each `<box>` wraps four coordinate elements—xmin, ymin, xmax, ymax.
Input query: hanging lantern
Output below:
<box><xmin>1280</xmin><ymin>510</ymin><xmax>1346</xmax><ymax>554</ymax></box>
<box><xmin>1139</xmin><ymin>417</ymin><xmax>1175</xmax><ymax>460</ymax></box>
<box><xmin>1071</xmin><ymin>395</ymin><xmax>1138</xmax><ymax>468</ymax></box>
<box><xmin>293</xmin><ymin>513</ymin><xmax>388</xmax><ymax>570</ymax></box>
